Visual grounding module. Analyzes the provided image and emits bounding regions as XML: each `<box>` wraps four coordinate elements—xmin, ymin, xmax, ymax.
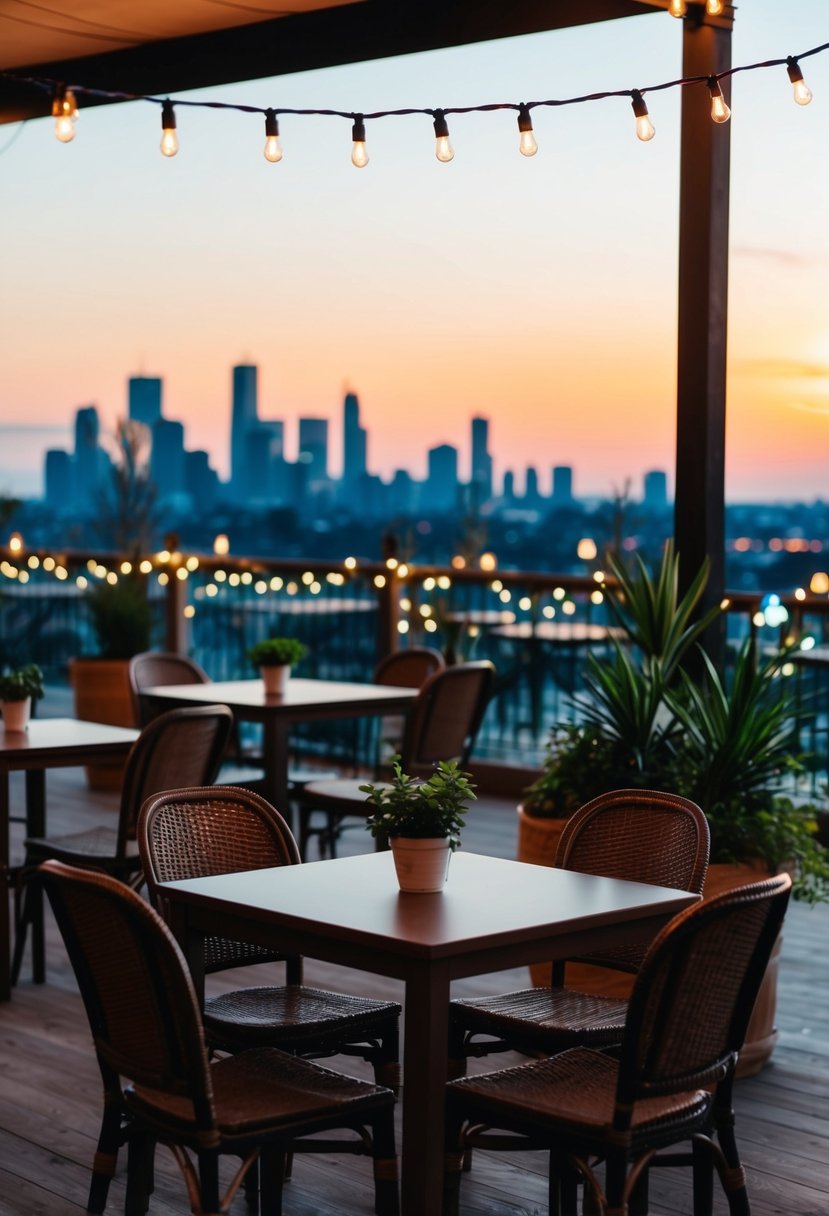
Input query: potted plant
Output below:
<box><xmin>0</xmin><ymin>663</ymin><xmax>44</xmax><ymax>731</ymax></box>
<box><xmin>247</xmin><ymin>636</ymin><xmax>309</xmax><ymax>695</ymax></box>
<box><xmin>362</xmin><ymin>756</ymin><xmax>477</xmax><ymax>892</ymax></box>
<box><xmin>520</xmin><ymin>544</ymin><xmax>829</xmax><ymax>1071</ymax></box>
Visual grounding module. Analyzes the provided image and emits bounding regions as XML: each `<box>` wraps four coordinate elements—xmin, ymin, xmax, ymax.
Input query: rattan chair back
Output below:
<box><xmin>373</xmin><ymin>647</ymin><xmax>445</xmax><ymax>688</ymax></box>
<box><xmin>553</xmin><ymin>788</ymin><xmax>709</xmax><ymax>973</ymax></box>
<box><xmin>40</xmin><ymin>860</ymin><xmax>214</xmax><ymax>1119</ymax></box>
<box><xmin>139</xmin><ymin>785</ymin><xmax>300</xmax><ymax>973</ymax></box>
<box><xmin>117</xmin><ymin>706</ymin><xmax>233</xmax><ymax>857</ymax></box>
<box><xmin>128</xmin><ymin>650</ymin><xmax>211</xmax><ymax>726</ymax></box>
<box><xmin>617</xmin><ymin>873</ymin><xmax>790</xmax><ymax>1110</ymax></box>
<box><xmin>400</xmin><ymin>661</ymin><xmax>494</xmax><ymax>776</ymax></box>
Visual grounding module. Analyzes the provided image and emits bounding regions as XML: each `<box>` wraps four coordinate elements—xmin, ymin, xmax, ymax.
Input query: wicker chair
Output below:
<box><xmin>297</xmin><ymin>660</ymin><xmax>494</xmax><ymax>860</ymax></box>
<box><xmin>39</xmin><ymin>859</ymin><xmax>399</xmax><ymax>1216</ymax></box>
<box><xmin>448</xmin><ymin>789</ymin><xmax>710</xmax><ymax>1077</ymax></box>
<box><xmin>137</xmin><ymin>785</ymin><xmax>402</xmax><ymax>1089</ymax></box>
<box><xmin>11</xmin><ymin>704</ymin><xmax>233</xmax><ymax>985</ymax></box>
<box><xmin>444</xmin><ymin>873</ymin><xmax>791</xmax><ymax>1216</ymax></box>
<box><xmin>128</xmin><ymin>650</ymin><xmax>212</xmax><ymax>726</ymax></box>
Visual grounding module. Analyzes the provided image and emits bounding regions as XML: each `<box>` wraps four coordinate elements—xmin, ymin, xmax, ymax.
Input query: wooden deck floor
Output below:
<box><xmin>2</xmin><ymin>765</ymin><xmax>828</xmax><ymax>1215</ymax></box>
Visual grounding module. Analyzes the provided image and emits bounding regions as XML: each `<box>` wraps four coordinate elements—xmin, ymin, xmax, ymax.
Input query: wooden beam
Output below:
<box><xmin>674</xmin><ymin>10</ymin><xmax>733</xmax><ymax>642</ymax></box>
<box><xmin>1</xmin><ymin>0</ymin><xmax>661</xmax><ymax>124</ymax></box>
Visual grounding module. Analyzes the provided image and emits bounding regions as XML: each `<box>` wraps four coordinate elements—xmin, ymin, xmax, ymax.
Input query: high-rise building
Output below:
<box><xmin>502</xmin><ymin>470</ymin><xmax>515</xmax><ymax>504</ymax></box>
<box><xmin>128</xmin><ymin>376</ymin><xmax>162</xmax><ymax>428</ymax></box>
<box><xmin>342</xmin><ymin>391</ymin><xmax>367</xmax><ymax>484</ymax></box>
<box><xmin>230</xmin><ymin>363</ymin><xmax>258</xmax><ymax>499</ymax></box>
<box><xmin>44</xmin><ymin>449</ymin><xmax>73</xmax><ymax>508</ymax></box>
<box><xmin>470</xmin><ymin>416</ymin><xmax>493</xmax><ymax>505</ymax></box>
<box><xmin>151</xmin><ymin>419</ymin><xmax>185</xmax><ymax>496</ymax></box>
<box><xmin>184</xmin><ymin>450</ymin><xmax>218</xmax><ymax>509</ymax></box>
<box><xmin>74</xmin><ymin>406</ymin><xmax>101</xmax><ymax>511</ymax></box>
<box><xmin>552</xmin><ymin>465</ymin><xmax>574</xmax><ymax>504</ymax></box>
<box><xmin>643</xmin><ymin>469</ymin><xmax>669</xmax><ymax>509</ymax></box>
<box><xmin>426</xmin><ymin>443</ymin><xmax>459</xmax><ymax>513</ymax></box>
<box><xmin>525</xmin><ymin>466</ymin><xmax>540</xmax><ymax>506</ymax></box>
<box><xmin>298</xmin><ymin>417</ymin><xmax>329</xmax><ymax>483</ymax></box>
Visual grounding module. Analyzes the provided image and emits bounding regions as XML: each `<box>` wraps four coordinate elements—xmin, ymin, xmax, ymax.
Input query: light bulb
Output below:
<box><xmin>433</xmin><ymin>110</ymin><xmax>454</xmax><ymax>162</ymax></box>
<box><xmin>668</xmin><ymin>0</ymin><xmax>687</xmax><ymax>16</ymax></box>
<box><xmin>263</xmin><ymin>109</ymin><xmax>283</xmax><ymax>162</ymax></box>
<box><xmin>705</xmin><ymin>0</ymin><xmax>724</xmax><ymax>13</ymax></box>
<box><xmin>55</xmin><ymin>114</ymin><xmax>76</xmax><ymax>143</ymax></box>
<box><xmin>351</xmin><ymin>115</ymin><xmax>369</xmax><ymax>168</ymax></box>
<box><xmin>64</xmin><ymin>88</ymin><xmax>79</xmax><ymax>121</ymax></box>
<box><xmin>51</xmin><ymin>84</ymin><xmax>77</xmax><ymax>142</ymax></box>
<box><xmin>707</xmin><ymin>78</ymin><xmax>731</xmax><ymax>123</ymax></box>
<box><xmin>517</xmin><ymin>104</ymin><xmax>537</xmax><ymax>157</ymax></box>
<box><xmin>160</xmin><ymin>99</ymin><xmax>178</xmax><ymax>157</ymax></box>
<box><xmin>787</xmin><ymin>60</ymin><xmax>813</xmax><ymax>106</ymax></box>
<box><xmin>631</xmin><ymin>91</ymin><xmax>655</xmax><ymax>142</ymax></box>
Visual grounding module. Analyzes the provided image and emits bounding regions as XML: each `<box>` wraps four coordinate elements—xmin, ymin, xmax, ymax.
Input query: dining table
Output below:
<box><xmin>0</xmin><ymin>717</ymin><xmax>138</xmax><ymax>998</ymax></box>
<box><xmin>161</xmin><ymin>848</ymin><xmax>698</xmax><ymax>1215</ymax></box>
<box><xmin>141</xmin><ymin>677</ymin><xmax>420</xmax><ymax>818</ymax></box>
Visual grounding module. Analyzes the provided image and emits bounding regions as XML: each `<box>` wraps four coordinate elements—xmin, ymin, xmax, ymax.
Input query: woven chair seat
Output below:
<box><xmin>128</xmin><ymin>1047</ymin><xmax>395</xmax><ymax>1137</ymax></box>
<box><xmin>448</xmin><ymin>1048</ymin><xmax>711</xmax><ymax>1144</ymax></box>
<box><xmin>203</xmin><ymin>986</ymin><xmax>401</xmax><ymax>1048</ymax></box>
<box><xmin>24</xmin><ymin>828</ymin><xmax>139</xmax><ymax>865</ymax></box>
<box><xmin>452</xmin><ymin>987</ymin><xmax>629</xmax><ymax>1050</ymax></box>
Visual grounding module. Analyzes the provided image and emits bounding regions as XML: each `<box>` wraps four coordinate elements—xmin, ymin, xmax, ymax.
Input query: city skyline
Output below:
<box><xmin>2</xmin><ymin>2</ymin><xmax>829</xmax><ymax>503</ymax></box>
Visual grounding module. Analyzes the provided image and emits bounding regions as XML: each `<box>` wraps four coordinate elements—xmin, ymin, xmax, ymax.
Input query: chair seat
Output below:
<box><xmin>128</xmin><ymin>1047</ymin><xmax>395</xmax><ymax>1140</ymax></box>
<box><xmin>203</xmin><ymin>985</ymin><xmax>401</xmax><ymax>1049</ymax></box>
<box><xmin>451</xmin><ymin>987</ymin><xmax>630</xmax><ymax>1051</ymax></box>
<box><xmin>23</xmin><ymin>827</ymin><xmax>139</xmax><ymax>867</ymax></box>
<box><xmin>301</xmin><ymin>778</ymin><xmax>371</xmax><ymax>809</ymax></box>
<box><xmin>447</xmin><ymin>1048</ymin><xmax>712</xmax><ymax>1145</ymax></box>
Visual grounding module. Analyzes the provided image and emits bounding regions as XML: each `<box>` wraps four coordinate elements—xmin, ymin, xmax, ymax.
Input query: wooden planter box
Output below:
<box><xmin>69</xmin><ymin>658</ymin><xmax>135</xmax><ymax>790</ymax></box>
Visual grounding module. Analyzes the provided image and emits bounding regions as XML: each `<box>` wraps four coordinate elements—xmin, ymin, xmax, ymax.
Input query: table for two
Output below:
<box><xmin>163</xmin><ymin>849</ymin><xmax>697</xmax><ymax>1216</ymax></box>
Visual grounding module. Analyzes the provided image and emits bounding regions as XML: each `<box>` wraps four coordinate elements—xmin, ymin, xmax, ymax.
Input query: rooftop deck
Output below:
<box><xmin>2</xmin><ymin>765</ymin><xmax>828</xmax><ymax>1214</ymax></box>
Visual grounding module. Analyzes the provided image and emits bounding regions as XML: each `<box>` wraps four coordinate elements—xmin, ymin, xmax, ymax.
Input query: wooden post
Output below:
<box><xmin>674</xmin><ymin>8</ymin><xmax>733</xmax><ymax>662</ymax></box>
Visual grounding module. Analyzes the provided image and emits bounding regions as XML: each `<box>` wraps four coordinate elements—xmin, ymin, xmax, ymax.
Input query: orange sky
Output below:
<box><xmin>1</xmin><ymin>2</ymin><xmax>827</xmax><ymax>501</ymax></box>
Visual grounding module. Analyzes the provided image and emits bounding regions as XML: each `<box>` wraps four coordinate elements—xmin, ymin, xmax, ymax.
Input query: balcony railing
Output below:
<box><xmin>2</xmin><ymin>545</ymin><xmax>828</xmax><ymax>781</ymax></box>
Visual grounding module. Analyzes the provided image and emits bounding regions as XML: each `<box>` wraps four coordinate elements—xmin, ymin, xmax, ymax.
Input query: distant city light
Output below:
<box><xmin>213</xmin><ymin>534</ymin><xmax>230</xmax><ymax>556</ymax></box>
<box><xmin>577</xmin><ymin>537</ymin><xmax>597</xmax><ymax>560</ymax></box>
<box><xmin>810</xmin><ymin>572</ymin><xmax>829</xmax><ymax>595</ymax></box>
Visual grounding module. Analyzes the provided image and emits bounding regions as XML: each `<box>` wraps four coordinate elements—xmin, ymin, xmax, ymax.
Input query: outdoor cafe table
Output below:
<box><xmin>0</xmin><ymin>718</ymin><xmax>138</xmax><ymax>999</ymax></box>
<box><xmin>161</xmin><ymin>849</ymin><xmax>698</xmax><ymax>1215</ymax></box>
<box><xmin>142</xmin><ymin>677</ymin><xmax>419</xmax><ymax>817</ymax></box>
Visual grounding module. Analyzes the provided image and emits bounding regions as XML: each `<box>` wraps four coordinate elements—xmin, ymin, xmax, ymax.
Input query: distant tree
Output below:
<box><xmin>94</xmin><ymin>419</ymin><xmax>157</xmax><ymax>556</ymax></box>
<box><xmin>0</xmin><ymin>495</ymin><xmax>21</xmax><ymax>536</ymax></box>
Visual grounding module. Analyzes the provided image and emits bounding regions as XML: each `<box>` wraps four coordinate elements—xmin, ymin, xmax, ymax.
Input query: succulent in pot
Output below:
<box><xmin>0</xmin><ymin>663</ymin><xmax>44</xmax><ymax>731</ymax></box>
<box><xmin>362</xmin><ymin>756</ymin><xmax>476</xmax><ymax>892</ymax></box>
<box><xmin>247</xmin><ymin>636</ymin><xmax>309</xmax><ymax>695</ymax></box>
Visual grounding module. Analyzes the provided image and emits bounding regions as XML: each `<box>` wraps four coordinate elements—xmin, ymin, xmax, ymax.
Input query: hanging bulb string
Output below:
<box><xmin>3</xmin><ymin>37</ymin><xmax>828</xmax><ymax>134</ymax></box>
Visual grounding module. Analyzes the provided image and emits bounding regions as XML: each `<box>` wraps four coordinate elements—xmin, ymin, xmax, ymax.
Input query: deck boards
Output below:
<box><xmin>2</xmin><ymin>764</ymin><xmax>828</xmax><ymax>1215</ymax></box>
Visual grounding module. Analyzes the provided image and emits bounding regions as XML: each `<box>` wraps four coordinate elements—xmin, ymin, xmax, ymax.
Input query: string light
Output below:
<box><xmin>263</xmin><ymin>108</ymin><xmax>283</xmax><ymax>161</ymax></box>
<box><xmin>787</xmin><ymin>58</ymin><xmax>813</xmax><ymax>106</ymax></box>
<box><xmin>51</xmin><ymin>83</ymin><xmax>77</xmax><ymax>142</ymax></box>
<box><xmin>517</xmin><ymin>104</ymin><xmax>537</xmax><ymax>157</ymax></box>
<box><xmin>351</xmin><ymin>114</ymin><xmax>368</xmax><ymax>168</ymax></box>
<box><xmin>706</xmin><ymin>0</ymin><xmax>724</xmax><ymax>13</ymax></box>
<box><xmin>160</xmin><ymin>99</ymin><xmax>178</xmax><ymax>157</ymax></box>
<box><xmin>631</xmin><ymin>90</ymin><xmax>655</xmax><ymax>141</ymax></box>
<box><xmin>432</xmin><ymin>110</ymin><xmax>454</xmax><ymax>162</ymax></box>
<box><xmin>707</xmin><ymin>77</ymin><xmax>731</xmax><ymax>123</ymax></box>
<box><xmin>668</xmin><ymin>0</ymin><xmax>687</xmax><ymax>17</ymax></box>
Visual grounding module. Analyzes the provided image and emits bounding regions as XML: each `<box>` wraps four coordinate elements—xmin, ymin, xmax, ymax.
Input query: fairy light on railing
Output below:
<box><xmin>7</xmin><ymin>34</ymin><xmax>829</xmax><ymax>164</ymax></box>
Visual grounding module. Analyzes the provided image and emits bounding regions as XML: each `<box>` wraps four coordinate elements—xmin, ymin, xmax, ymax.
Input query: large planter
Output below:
<box><xmin>70</xmin><ymin>658</ymin><xmax>135</xmax><ymax>789</ymax></box>
<box><xmin>1</xmin><ymin>697</ymin><xmax>31</xmax><ymax>732</ymax></box>
<box><xmin>390</xmin><ymin>836</ymin><xmax>451</xmax><ymax>893</ymax></box>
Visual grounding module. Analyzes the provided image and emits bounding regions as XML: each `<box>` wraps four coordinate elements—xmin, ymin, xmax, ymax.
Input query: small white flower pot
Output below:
<box><xmin>390</xmin><ymin>836</ymin><xmax>451</xmax><ymax>893</ymax></box>
<box><xmin>261</xmin><ymin>665</ymin><xmax>290</xmax><ymax>696</ymax></box>
<box><xmin>1</xmin><ymin>697</ymin><xmax>31</xmax><ymax>732</ymax></box>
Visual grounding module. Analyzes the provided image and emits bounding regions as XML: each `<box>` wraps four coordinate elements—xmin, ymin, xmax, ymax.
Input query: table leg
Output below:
<box><xmin>262</xmin><ymin>718</ymin><xmax>292</xmax><ymax>828</ymax></box>
<box><xmin>401</xmin><ymin>961</ymin><xmax>451</xmax><ymax>1216</ymax></box>
<box><xmin>0</xmin><ymin>773</ymin><xmax>10</xmax><ymax>1001</ymax></box>
<box><xmin>25</xmin><ymin>771</ymin><xmax>46</xmax><ymax>983</ymax></box>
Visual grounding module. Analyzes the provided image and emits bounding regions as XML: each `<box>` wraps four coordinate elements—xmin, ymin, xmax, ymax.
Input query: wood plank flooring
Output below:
<box><xmin>2</xmin><ymin>765</ymin><xmax>828</xmax><ymax>1215</ymax></box>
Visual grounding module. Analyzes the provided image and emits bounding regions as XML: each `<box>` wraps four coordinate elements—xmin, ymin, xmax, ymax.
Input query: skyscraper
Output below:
<box><xmin>151</xmin><ymin>419</ymin><xmax>185</xmax><ymax>496</ymax></box>
<box><xmin>230</xmin><ymin>363</ymin><xmax>258</xmax><ymax>499</ymax></box>
<box><xmin>552</xmin><ymin>465</ymin><xmax>574</xmax><ymax>505</ymax></box>
<box><xmin>74</xmin><ymin>405</ymin><xmax>101</xmax><ymax>511</ymax></box>
<box><xmin>342</xmin><ymin>391</ymin><xmax>367</xmax><ymax>484</ymax></box>
<box><xmin>470</xmin><ymin>416</ymin><xmax>493</xmax><ymax>504</ymax></box>
<box><xmin>128</xmin><ymin>376</ymin><xmax>162</xmax><ymax>428</ymax></box>
<box><xmin>426</xmin><ymin>443</ymin><xmax>459</xmax><ymax>513</ymax></box>
<box><xmin>643</xmin><ymin>469</ymin><xmax>669</xmax><ymax>509</ymax></box>
<box><xmin>298</xmin><ymin>417</ymin><xmax>329</xmax><ymax>483</ymax></box>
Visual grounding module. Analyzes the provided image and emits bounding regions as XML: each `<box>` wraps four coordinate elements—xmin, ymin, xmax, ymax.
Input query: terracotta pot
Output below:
<box><xmin>1</xmin><ymin>697</ymin><xmax>31</xmax><ymax>732</ymax></box>
<box><xmin>70</xmin><ymin>658</ymin><xmax>135</xmax><ymax>790</ymax></box>
<box><xmin>261</xmin><ymin>664</ymin><xmax>290</xmax><ymax>696</ymax></box>
<box><xmin>390</xmin><ymin>837</ymin><xmax>451</xmax><ymax>893</ymax></box>
<box><xmin>703</xmin><ymin>859</ymin><xmax>785</xmax><ymax>1078</ymax></box>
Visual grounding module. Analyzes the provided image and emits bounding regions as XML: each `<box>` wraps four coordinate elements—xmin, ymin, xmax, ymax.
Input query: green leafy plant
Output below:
<box><xmin>362</xmin><ymin>756</ymin><xmax>477</xmax><ymax>851</ymax></box>
<box><xmin>0</xmin><ymin>663</ymin><xmax>44</xmax><ymax>702</ymax></box>
<box><xmin>87</xmin><ymin>574</ymin><xmax>152</xmax><ymax>660</ymax></box>
<box><xmin>247</xmin><ymin>636</ymin><xmax>309</xmax><ymax>668</ymax></box>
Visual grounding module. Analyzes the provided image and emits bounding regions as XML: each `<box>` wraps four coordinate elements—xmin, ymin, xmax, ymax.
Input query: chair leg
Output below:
<box><xmin>443</xmin><ymin>1113</ymin><xmax>465</xmax><ymax>1216</ymax></box>
<box><xmin>87</xmin><ymin>1092</ymin><xmax>124</xmax><ymax>1214</ymax></box>
<box><xmin>11</xmin><ymin>866</ymin><xmax>44</xmax><ymax>986</ymax></box>
<box><xmin>629</xmin><ymin>1166</ymin><xmax>649</xmax><ymax>1216</ymax></box>
<box><xmin>125</xmin><ymin>1130</ymin><xmax>154</xmax><ymax>1216</ymax></box>
<box><xmin>372</xmin><ymin>1021</ymin><xmax>401</xmax><ymax>1096</ymax></box>
<box><xmin>372</xmin><ymin>1110</ymin><xmax>399</xmax><ymax>1216</ymax></box>
<box><xmin>259</xmin><ymin>1148</ymin><xmax>285</xmax><ymax>1216</ymax></box>
<box><xmin>198</xmin><ymin>1150</ymin><xmax>221</xmax><ymax>1215</ymax></box>
<box><xmin>692</xmin><ymin>1137</ymin><xmax>715</xmax><ymax>1216</ymax></box>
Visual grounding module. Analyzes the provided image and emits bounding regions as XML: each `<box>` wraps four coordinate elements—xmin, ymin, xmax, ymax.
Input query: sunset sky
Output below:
<box><xmin>1</xmin><ymin>0</ymin><xmax>828</xmax><ymax>502</ymax></box>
